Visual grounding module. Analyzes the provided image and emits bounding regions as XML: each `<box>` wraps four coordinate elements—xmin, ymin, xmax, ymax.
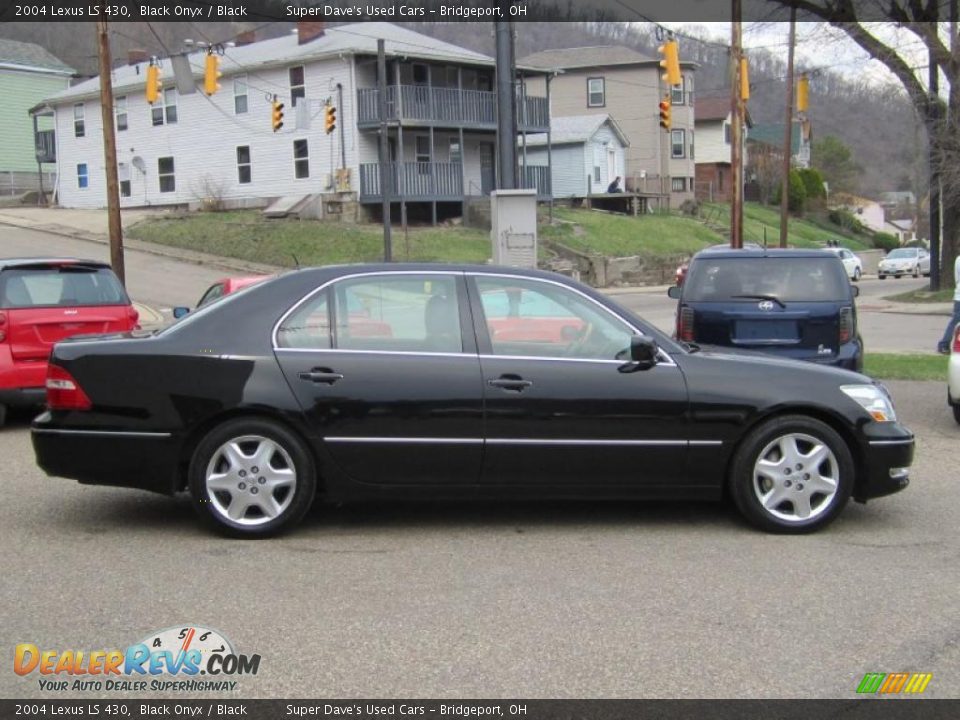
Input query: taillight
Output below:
<box><xmin>0</xmin><ymin>310</ymin><xmax>5</xmax><ymax>342</ymax></box>
<box><xmin>953</xmin><ymin>325</ymin><xmax>960</xmax><ymax>354</ymax></box>
<box><xmin>45</xmin><ymin>364</ymin><xmax>92</xmax><ymax>411</ymax></box>
<box><xmin>677</xmin><ymin>305</ymin><xmax>695</xmax><ymax>342</ymax></box>
<box><xmin>127</xmin><ymin>306</ymin><xmax>140</xmax><ymax>330</ymax></box>
<box><xmin>839</xmin><ymin>307</ymin><xmax>853</xmax><ymax>344</ymax></box>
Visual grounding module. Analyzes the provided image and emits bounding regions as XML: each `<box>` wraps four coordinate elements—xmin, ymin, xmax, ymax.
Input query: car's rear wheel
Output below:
<box><xmin>853</xmin><ymin>267</ymin><xmax>861</xmax><ymax>282</ymax></box>
<box><xmin>0</xmin><ymin>404</ymin><xmax>6</xmax><ymax>428</ymax></box>
<box><xmin>730</xmin><ymin>416</ymin><xmax>853</xmax><ymax>533</ymax></box>
<box><xmin>878</xmin><ymin>274</ymin><xmax>886</xmax><ymax>280</ymax></box>
<box><xmin>953</xmin><ymin>403</ymin><xmax>960</xmax><ymax>425</ymax></box>
<box><xmin>188</xmin><ymin>417</ymin><xmax>316</xmax><ymax>538</ymax></box>
<box><xmin>913</xmin><ymin>265</ymin><xmax>921</xmax><ymax>278</ymax></box>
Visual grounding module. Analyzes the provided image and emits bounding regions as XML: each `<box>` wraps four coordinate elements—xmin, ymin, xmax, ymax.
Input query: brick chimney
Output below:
<box><xmin>128</xmin><ymin>49</ymin><xmax>148</xmax><ymax>66</ymax></box>
<box><xmin>235</xmin><ymin>30</ymin><xmax>256</xmax><ymax>47</ymax></box>
<box><xmin>297</xmin><ymin>20</ymin><xmax>325</xmax><ymax>45</ymax></box>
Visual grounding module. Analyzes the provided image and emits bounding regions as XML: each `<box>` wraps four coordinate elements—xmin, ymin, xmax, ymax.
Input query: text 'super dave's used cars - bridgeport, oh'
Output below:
<box><xmin>31</xmin><ymin>265</ymin><xmax>914</xmax><ymax>537</ymax></box>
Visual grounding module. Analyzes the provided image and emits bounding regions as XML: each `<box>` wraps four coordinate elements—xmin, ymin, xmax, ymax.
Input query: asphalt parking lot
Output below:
<box><xmin>1</xmin><ymin>379</ymin><xmax>958</xmax><ymax>699</ymax></box>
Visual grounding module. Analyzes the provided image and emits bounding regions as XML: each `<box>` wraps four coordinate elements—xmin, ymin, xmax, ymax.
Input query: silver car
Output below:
<box><xmin>878</xmin><ymin>247</ymin><xmax>931</xmax><ymax>279</ymax></box>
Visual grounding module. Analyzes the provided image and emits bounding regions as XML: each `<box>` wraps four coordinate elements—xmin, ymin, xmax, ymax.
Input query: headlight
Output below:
<box><xmin>841</xmin><ymin>384</ymin><xmax>897</xmax><ymax>422</ymax></box>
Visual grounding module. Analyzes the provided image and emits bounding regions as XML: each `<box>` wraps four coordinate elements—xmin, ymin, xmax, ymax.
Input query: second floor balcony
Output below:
<box><xmin>357</xmin><ymin>85</ymin><xmax>549</xmax><ymax>132</ymax></box>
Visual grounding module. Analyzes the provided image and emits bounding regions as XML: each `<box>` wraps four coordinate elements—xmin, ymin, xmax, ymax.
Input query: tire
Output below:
<box><xmin>913</xmin><ymin>265</ymin><xmax>920</xmax><ymax>278</ymax></box>
<box><xmin>0</xmin><ymin>404</ymin><xmax>6</xmax><ymax>428</ymax></box>
<box><xmin>853</xmin><ymin>267</ymin><xmax>861</xmax><ymax>282</ymax></box>
<box><xmin>188</xmin><ymin>417</ymin><xmax>316</xmax><ymax>538</ymax></box>
<box><xmin>878</xmin><ymin>274</ymin><xmax>886</xmax><ymax>280</ymax></box>
<box><xmin>953</xmin><ymin>403</ymin><xmax>960</xmax><ymax>426</ymax></box>
<box><xmin>729</xmin><ymin>415</ymin><xmax>854</xmax><ymax>533</ymax></box>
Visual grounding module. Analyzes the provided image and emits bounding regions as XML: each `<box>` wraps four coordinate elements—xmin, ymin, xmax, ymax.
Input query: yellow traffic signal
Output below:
<box><xmin>740</xmin><ymin>57</ymin><xmax>750</xmax><ymax>101</ymax></box>
<box><xmin>324</xmin><ymin>105</ymin><xmax>337</xmax><ymax>135</ymax></box>
<box><xmin>204</xmin><ymin>52</ymin><xmax>221</xmax><ymax>96</ymax></box>
<box><xmin>797</xmin><ymin>72</ymin><xmax>809</xmax><ymax>113</ymax></box>
<box><xmin>271</xmin><ymin>99</ymin><xmax>284</xmax><ymax>132</ymax></box>
<box><xmin>145</xmin><ymin>63</ymin><xmax>162</xmax><ymax>105</ymax></box>
<box><xmin>658</xmin><ymin>39</ymin><xmax>682</xmax><ymax>87</ymax></box>
<box><xmin>658</xmin><ymin>95</ymin><xmax>672</xmax><ymax>130</ymax></box>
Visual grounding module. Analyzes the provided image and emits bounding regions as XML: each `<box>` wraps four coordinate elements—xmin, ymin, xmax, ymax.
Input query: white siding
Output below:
<box><xmin>696</xmin><ymin>119</ymin><xmax>730</xmax><ymax>165</ymax></box>
<box><xmin>523</xmin><ymin>120</ymin><xmax>627</xmax><ymax>199</ymax></box>
<box><xmin>55</xmin><ymin>56</ymin><xmax>358</xmax><ymax>209</ymax></box>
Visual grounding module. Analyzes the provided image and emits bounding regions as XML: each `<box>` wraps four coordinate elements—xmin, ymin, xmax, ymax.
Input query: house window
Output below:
<box><xmin>115</xmin><ymin>96</ymin><xmax>128</xmax><ymax>131</ymax></box>
<box><xmin>294</xmin><ymin>139</ymin><xmax>309</xmax><ymax>178</ymax></box>
<box><xmin>416</xmin><ymin>136</ymin><xmax>430</xmax><ymax>174</ymax></box>
<box><xmin>689</xmin><ymin>131</ymin><xmax>695</xmax><ymax>160</ymax></box>
<box><xmin>289</xmin><ymin>66</ymin><xmax>305</xmax><ymax>107</ymax></box>
<box><xmin>672</xmin><ymin>177</ymin><xmax>686</xmax><ymax>192</ymax></box>
<box><xmin>152</xmin><ymin>88</ymin><xmax>177</xmax><ymax>126</ymax></box>
<box><xmin>234</xmin><ymin>75</ymin><xmax>248</xmax><ymax>114</ymax></box>
<box><xmin>118</xmin><ymin>163</ymin><xmax>131</xmax><ymax>197</ymax></box>
<box><xmin>449</xmin><ymin>139</ymin><xmax>462</xmax><ymax>165</ymax></box>
<box><xmin>158</xmin><ymin>156</ymin><xmax>175</xmax><ymax>193</ymax></box>
<box><xmin>120</xmin><ymin>180</ymin><xmax>131</xmax><ymax>197</ymax></box>
<box><xmin>587</xmin><ymin>77</ymin><xmax>605</xmax><ymax>107</ymax></box>
<box><xmin>724</xmin><ymin>122</ymin><xmax>731</xmax><ymax>144</ymax></box>
<box><xmin>73</xmin><ymin>104</ymin><xmax>85</xmax><ymax>137</ymax></box>
<box><xmin>76</xmin><ymin>163</ymin><xmax>88</xmax><ymax>189</ymax></box>
<box><xmin>671</xmin><ymin>77</ymin><xmax>686</xmax><ymax>105</ymax></box>
<box><xmin>671</xmin><ymin>129</ymin><xmax>686</xmax><ymax>158</ymax></box>
<box><xmin>413</xmin><ymin>63</ymin><xmax>428</xmax><ymax>86</ymax></box>
<box><xmin>237</xmin><ymin>145</ymin><xmax>251</xmax><ymax>184</ymax></box>
<box><xmin>718</xmin><ymin>169</ymin><xmax>724</xmax><ymax>192</ymax></box>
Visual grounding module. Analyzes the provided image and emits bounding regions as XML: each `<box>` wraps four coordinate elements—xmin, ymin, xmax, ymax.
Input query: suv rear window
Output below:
<box><xmin>683</xmin><ymin>257</ymin><xmax>850</xmax><ymax>303</ymax></box>
<box><xmin>0</xmin><ymin>266</ymin><xmax>129</xmax><ymax>308</ymax></box>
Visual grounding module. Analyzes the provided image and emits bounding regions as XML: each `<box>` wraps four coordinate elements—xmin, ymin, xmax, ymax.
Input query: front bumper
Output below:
<box><xmin>878</xmin><ymin>266</ymin><xmax>914</xmax><ymax>277</ymax></box>
<box><xmin>854</xmin><ymin>422</ymin><xmax>914</xmax><ymax>502</ymax></box>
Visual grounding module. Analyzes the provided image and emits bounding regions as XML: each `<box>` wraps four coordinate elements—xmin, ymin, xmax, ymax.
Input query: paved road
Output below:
<box><xmin>0</xmin><ymin>381</ymin><xmax>957</xmax><ymax>699</ymax></box>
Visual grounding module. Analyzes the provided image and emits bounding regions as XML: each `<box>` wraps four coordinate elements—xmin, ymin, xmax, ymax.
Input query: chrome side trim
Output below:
<box><xmin>324</xmin><ymin>437</ymin><xmax>722</xmax><ymax>447</ymax></box>
<box><xmin>868</xmin><ymin>439</ymin><xmax>914</xmax><ymax>446</ymax></box>
<box><xmin>275</xmin><ymin>347</ymin><xmax>474</xmax><ymax>359</ymax></box>
<box><xmin>478</xmin><ymin>353</ymin><xmax>676</xmax><ymax>368</ymax></box>
<box><xmin>325</xmin><ymin>436</ymin><xmax>483</xmax><ymax>445</ymax></box>
<box><xmin>32</xmin><ymin>429</ymin><xmax>173</xmax><ymax>439</ymax></box>
<box><xmin>487</xmin><ymin>438</ymin><xmax>687</xmax><ymax>447</ymax></box>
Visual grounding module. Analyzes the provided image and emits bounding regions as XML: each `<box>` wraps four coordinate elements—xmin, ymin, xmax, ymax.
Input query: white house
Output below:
<box><xmin>833</xmin><ymin>193</ymin><xmax>886</xmax><ymax>233</ymax></box>
<box><xmin>693</xmin><ymin>95</ymin><xmax>751</xmax><ymax>203</ymax></box>
<box><xmin>33</xmin><ymin>22</ymin><xmax>549</xmax><ymax>221</ymax></box>
<box><xmin>520</xmin><ymin>114</ymin><xmax>628</xmax><ymax>198</ymax></box>
<box><xmin>885</xmin><ymin>218</ymin><xmax>918</xmax><ymax>245</ymax></box>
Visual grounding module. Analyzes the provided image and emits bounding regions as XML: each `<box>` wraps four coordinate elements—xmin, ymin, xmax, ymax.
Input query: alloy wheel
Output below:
<box><xmin>752</xmin><ymin>432</ymin><xmax>839</xmax><ymax>523</ymax></box>
<box><xmin>204</xmin><ymin>434</ymin><xmax>297</xmax><ymax>526</ymax></box>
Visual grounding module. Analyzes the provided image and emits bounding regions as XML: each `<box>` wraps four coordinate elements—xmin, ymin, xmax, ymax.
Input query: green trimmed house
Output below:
<box><xmin>0</xmin><ymin>39</ymin><xmax>74</xmax><ymax>194</ymax></box>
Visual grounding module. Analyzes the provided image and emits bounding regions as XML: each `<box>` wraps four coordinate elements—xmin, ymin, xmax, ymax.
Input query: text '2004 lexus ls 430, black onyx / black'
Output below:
<box><xmin>31</xmin><ymin>265</ymin><xmax>915</xmax><ymax>537</ymax></box>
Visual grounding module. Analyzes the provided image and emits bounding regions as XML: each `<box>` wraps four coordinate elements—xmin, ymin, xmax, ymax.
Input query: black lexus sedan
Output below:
<box><xmin>32</xmin><ymin>265</ymin><xmax>914</xmax><ymax>537</ymax></box>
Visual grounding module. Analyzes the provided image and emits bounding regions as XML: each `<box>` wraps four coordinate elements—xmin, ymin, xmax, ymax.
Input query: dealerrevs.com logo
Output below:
<box><xmin>14</xmin><ymin>625</ymin><xmax>261</xmax><ymax>693</ymax></box>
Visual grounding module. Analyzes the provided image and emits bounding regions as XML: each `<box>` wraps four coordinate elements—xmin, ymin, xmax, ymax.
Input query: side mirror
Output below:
<box><xmin>628</xmin><ymin>336</ymin><xmax>660</xmax><ymax>370</ymax></box>
<box><xmin>172</xmin><ymin>306</ymin><xmax>191</xmax><ymax>319</ymax></box>
<box><xmin>851</xmin><ymin>286</ymin><xmax>860</xmax><ymax>297</ymax></box>
<box><xmin>667</xmin><ymin>286</ymin><xmax>682</xmax><ymax>299</ymax></box>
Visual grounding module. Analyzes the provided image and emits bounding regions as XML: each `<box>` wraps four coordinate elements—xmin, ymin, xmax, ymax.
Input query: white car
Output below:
<box><xmin>827</xmin><ymin>247</ymin><xmax>863</xmax><ymax>281</ymax></box>
<box><xmin>878</xmin><ymin>247</ymin><xmax>931</xmax><ymax>279</ymax></box>
<box><xmin>949</xmin><ymin>325</ymin><xmax>960</xmax><ymax>424</ymax></box>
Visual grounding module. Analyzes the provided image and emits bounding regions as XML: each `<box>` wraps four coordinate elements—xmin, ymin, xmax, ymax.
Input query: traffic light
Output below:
<box><xmin>324</xmin><ymin>105</ymin><xmax>337</xmax><ymax>135</ymax></box>
<box><xmin>797</xmin><ymin>72</ymin><xmax>809</xmax><ymax>113</ymax></box>
<box><xmin>145</xmin><ymin>63</ymin><xmax>162</xmax><ymax>105</ymax></box>
<box><xmin>658</xmin><ymin>95</ymin><xmax>672</xmax><ymax>130</ymax></box>
<box><xmin>658</xmin><ymin>38</ymin><xmax>682</xmax><ymax>87</ymax></box>
<box><xmin>271</xmin><ymin>98</ymin><xmax>284</xmax><ymax>132</ymax></box>
<box><xmin>740</xmin><ymin>57</ymin><xmax>750</xmax><ymax>101</ymax></box>
<box><xmin>204</xmin><ymin>52</ymin><xmax>221</xmax><ymax>96</ymax></box>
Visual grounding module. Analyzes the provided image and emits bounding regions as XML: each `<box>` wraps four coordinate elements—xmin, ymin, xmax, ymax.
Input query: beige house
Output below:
<box><xmin>520</xmin><ymin>45</ymin><xmax>696</xmax><ymax>207</ymax></box>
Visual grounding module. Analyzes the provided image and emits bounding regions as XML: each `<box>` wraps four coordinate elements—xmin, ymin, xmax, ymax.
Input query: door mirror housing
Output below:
<box><xmin>667</xmin><ymin>286</ymin><xmax>682</xmax><ymax>299</ymax></box>
<box><xmin>172</xmin><ymin>306</ymin><xmax>191</xmax><ymax>319</ymax></box>
<box><xmin>851</xmin><ymin>285</ymin><xmax>860</xmax><ymax>298</ymax></box>
<box><xmin>629</xmin><ymin>336</ymin><xmax>660</xmax><ymax>370</ymax></box>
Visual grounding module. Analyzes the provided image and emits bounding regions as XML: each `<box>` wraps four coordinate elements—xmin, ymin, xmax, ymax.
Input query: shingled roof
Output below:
<box><xmin>519</xmin><ymin>45</ymin><xmax>658</xmax><ymax>71</ymax></box>
<box><xmin>0</xmin><ymin>38</ymin><xmax>74</xmax><ymax>75</ymax></box>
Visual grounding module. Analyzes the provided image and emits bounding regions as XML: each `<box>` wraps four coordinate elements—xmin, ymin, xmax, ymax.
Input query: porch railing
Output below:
<box><xmin>359</xmin><ymin>162</ymin><xmax>464</xmax><ymax>199</ymax></box>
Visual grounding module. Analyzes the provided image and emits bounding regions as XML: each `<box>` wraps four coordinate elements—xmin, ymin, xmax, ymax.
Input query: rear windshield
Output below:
<box><xmin>683</xmin><ymin>257</ymin><xmax>850</xmax><ymax>303</ymax></box>
<box><xmin>0</xmin><ymin>266</ymin><xmax>129</xmax><ymax>309</ymax></box>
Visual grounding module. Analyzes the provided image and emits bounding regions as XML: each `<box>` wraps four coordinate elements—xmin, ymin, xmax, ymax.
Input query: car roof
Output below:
<box><xmin>691</xmin><ymin>248</ymin><xmax>840</xmax><ymax>260</ymax></box>
<box><xmin>0</xmin><ymin>257</ymin><xmax>110</xmax><ymax>270</ymax></box>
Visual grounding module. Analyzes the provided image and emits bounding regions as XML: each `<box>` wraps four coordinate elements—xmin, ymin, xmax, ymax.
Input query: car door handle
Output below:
<box><xmin>298</xmin><ymin>369</ymin><xmax>344</xmax><ymax>385</ymax></box>
<box><xmin>488</xmin><ymin>375</ymin><xmax>533</xmax><ymax>392</ymax></box>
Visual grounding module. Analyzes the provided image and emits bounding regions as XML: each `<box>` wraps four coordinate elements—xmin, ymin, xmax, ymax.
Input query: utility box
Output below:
<box><xmin>490</xmin><ymin>189</ymin><xmax>538</xmax><ymax>268</ymax></box>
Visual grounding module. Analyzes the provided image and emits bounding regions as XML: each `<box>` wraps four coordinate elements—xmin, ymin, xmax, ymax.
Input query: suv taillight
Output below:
<box><xmin>677</xmin><ymin>306</ymin><xmax>695</xmax><ymax>342</ymax></box>
<box><xmin>0</xmin><ymin>310</ymin><xmax>5</xmax><ymax>342</ymax></box>
<box><xmin>953</xmin><ymin>325</ymin><xmax>960</xmax><ymax>354</ymax></box>
<box><xmin>45</xmin><ymin>364</ymin><xmax>92</xmax><ymax>411</ymax></box>
<box><xmin>839</xmin><ymin>307</ymin><xmax>854</xmax><ymax>344</ymax></box>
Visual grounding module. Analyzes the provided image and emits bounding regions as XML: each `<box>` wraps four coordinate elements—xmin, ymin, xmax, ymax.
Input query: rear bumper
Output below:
<box><xmin>854</xmin><ymin>423</ymin><xmax>914</xmax><ymax>502</ymax></box>
<box><xmin>31</xmin><ymin>412</ymin><xmax>180</xmax><ymax>495</ymax></box>
<box><xmin>0</xmin><ymin>387</ymin><xmax>46</xmax><ymax>407</ymax></box>
<box><xmin>0</xmin><ymin>351</ymin><xmax>48</xmax><ymax>406</ymax></box>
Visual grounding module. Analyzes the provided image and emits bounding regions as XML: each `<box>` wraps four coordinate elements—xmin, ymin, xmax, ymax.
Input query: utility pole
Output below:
<box><xmin>928</xmin><ymin>11</ymin><xmax>941</xmax><ymax>291</ymax></box>
<box><xmin>96</xmin><ymin>11</ymin><xmax>125</xmax><ymax>285</ymax></box>
<box><xmin>495</xmin><ymin>21</ymin><xmax>517</xmax><ymax>189</ymax></box>
<box><xmin>729</xmin><ymin>0</ymin><xmax>743</xmax><ymax>248</ymax></box>
<box><xmin>779</xmin><ymin>8</ymin><xmax>796</xmax><ymax>248</ymax></box>
<box><xmin>377</xmin><ymin>39</ymin><xmax>392</xmax><ymax>262</ymax></box>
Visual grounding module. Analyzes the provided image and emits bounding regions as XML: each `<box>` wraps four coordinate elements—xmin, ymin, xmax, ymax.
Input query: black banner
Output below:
<box><xmin>3</xmin><ymin>700</ymin><xmax>960</xmax><ymax>720</ymax></box>
<box><xmin>0</xmin><ymin>0</ymin><xmax>932</xmax><ymax>23</ymax></box>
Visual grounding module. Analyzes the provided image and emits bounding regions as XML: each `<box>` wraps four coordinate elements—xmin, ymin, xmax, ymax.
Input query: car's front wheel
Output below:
<box><xmin>953</xmin><ymin>403</ymin><xmax>960</xmax><ymax>425</ymax></box>
<box><xmin>878</xmin><ymin>274</ymin><xmax>886</xmax><ymax>280</ymax></box>
<box><xmin>913</xmin><ymin>264</ymin><xmax>921</xmax><ymax>278</ymax></box>
<box><xmin>188</xmin><ymin>417</ymin><xmax>317</xmax><ymax>537</ymax></box>
<box><xmin>0</xmin><ymin>403</ymin><xmax>6</xmax><ymax>428</ymax></box>
<box><xmin>730</xmin><ymin>416</ymin><xmax>853</xmax><ymax>533</ymax></box>
<box><xmin>853</xmin><ymin>267</ymin><xmax>861</xmax><ymax>282</ymax></box>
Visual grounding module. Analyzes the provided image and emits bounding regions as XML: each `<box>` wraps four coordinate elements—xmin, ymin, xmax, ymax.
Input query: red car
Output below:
<box><xmin>173</xmin><ymin>275</ymin><xmax>269</xmax><ymax>318</ymax></box>
<box><xmin>0</xmin><ymin>258</ymin><xmax>137</xmax><ymax>426</ymax></box>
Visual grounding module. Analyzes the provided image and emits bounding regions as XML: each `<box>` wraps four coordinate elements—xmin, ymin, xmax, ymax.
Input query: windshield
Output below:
<box><xmin>683</xmin><ymin>257</ymin><xmax>850</xmax><ymax>303</ymax></box>
<box><xmin>886</xmin><ymin>249</ymin><xmax>916</xmax><ymax>259</ymax></box>
<box><xmin>0</xmin><ymin>265</ymin><xmax>128</xmax><ymax>308</ymax></box>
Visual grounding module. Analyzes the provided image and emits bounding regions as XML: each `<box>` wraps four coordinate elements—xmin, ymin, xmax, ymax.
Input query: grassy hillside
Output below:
<box><xmin>702</xmin><ymin>203</ymin><xmax>871</xmax><ymax>250</ymax></box>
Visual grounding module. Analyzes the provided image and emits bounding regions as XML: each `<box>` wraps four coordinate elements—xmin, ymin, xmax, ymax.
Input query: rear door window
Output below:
<box><xmin>682</xmin><ymin>257</ymin><xmax>849</xmax><ymax>303</ymax></box>
<box><xmin>0</xmin><ymin>266</ymin><xmax>128</xmax><ymax>308</ymax></box>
